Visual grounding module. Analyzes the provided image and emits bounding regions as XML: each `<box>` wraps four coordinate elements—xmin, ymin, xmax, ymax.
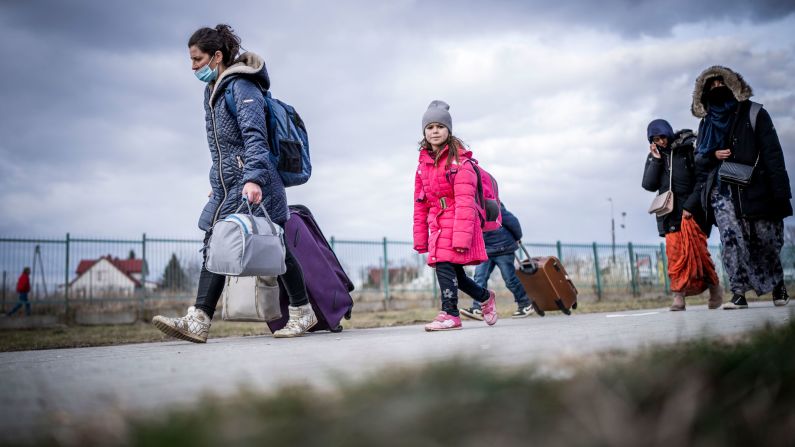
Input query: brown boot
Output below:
<box><xmin>670</xmin><ymin>293</ymin><xmax>686</xmax><ymax>311</ymax></box>
<box><xmin>707</xmin><ymin>284</ymin><xmax>723</xmax><ymax>309</ymax></box>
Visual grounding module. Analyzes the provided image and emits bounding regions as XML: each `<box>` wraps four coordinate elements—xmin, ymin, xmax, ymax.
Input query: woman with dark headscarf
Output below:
<box><xmin>642</xmin><ymin>119</ymin><xmax>722</xmax><ymax>311</ymax></box>
<box><xmin>688</xmin><ymin>66</ymin><xmax>792</xmax><ymax>309</ymax></box>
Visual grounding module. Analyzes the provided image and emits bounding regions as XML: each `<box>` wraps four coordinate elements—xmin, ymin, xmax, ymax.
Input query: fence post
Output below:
<box><xmin>141</xmin><ymin>233</ymin><xmax>147</xmax><ymax>314</ymax></box>
<box><xmin>431</xmin><ymin>262</ymin><xmax>438</xmax><ymax>306</ymax></box>
<box><xmin>718</xmin><ymin>244</ymin><xmax>729</xmax><ymax>292</ymax></box>
<box><xmin>64</xmin><ymin>232</ymin><xmax>70</xmax><ymax>316</ymax></box>
<box><xmin>660</xmin><ymin>242</ymin><xmax>670</xmax><ymax>294</ymax></box>
<box><xmin>628</xmin><ymin>242</ymin><xmax>638</xmax><ymax>297</ymax></box>
<box><xmin>556</xmin><ymin>240</ymin><xmax>563</xmax><ymax>261</ymax></box>
<box><xmin>330</xmin><ymin>236</ymin><xmax>335</xmax><ymax>252</ymax></box>
<box><xmin>382</xmin><ymin>237</ymin><xmax>390</xmax><ymax>302</ymax></box>
<box><xmin>592</xmin><ymin>242</ymin><xmax>602</xmax><ymax>300</ymax></box>
<box><xmin>1</xmin><ymin>270</ymin><xmax>6</xmax><ymax>313</ymax></box>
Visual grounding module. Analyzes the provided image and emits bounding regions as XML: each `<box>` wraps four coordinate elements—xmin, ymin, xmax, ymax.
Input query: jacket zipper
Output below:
<box><xmin>737</xmin><ymin>185</ymin><xmax>744</xmax><ymax>216</ymax></box>
<box><xmin>210</xmin><ymin>99</ymin><xmax>228</xmax><ymax>225</ymax></box>
<box><xmin>729</xmin><ymin>116</ymin><xmax>744</xmax><ymax>217</ymax></box>
<box><xmin>237</xmin><ymin>155</ymin><xmax>244</xmax><ymax>169</ymax></box>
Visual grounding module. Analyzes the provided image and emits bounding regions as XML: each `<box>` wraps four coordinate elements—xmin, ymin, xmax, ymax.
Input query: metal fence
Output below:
<box><xmin>1</xmin><ymin>234</ymin><xmax>793</xmax><ymax>315</ymax></box>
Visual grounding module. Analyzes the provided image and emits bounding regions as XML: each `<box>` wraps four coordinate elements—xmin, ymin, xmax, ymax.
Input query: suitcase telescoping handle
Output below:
<box><xmin>515</xmin><ymin>242</ymin><xmax>538</xmax><ymax>275</ymax></box>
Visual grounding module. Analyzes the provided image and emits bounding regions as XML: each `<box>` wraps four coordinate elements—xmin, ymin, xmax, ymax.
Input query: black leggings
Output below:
<box><xmin>194</xmin><ymin>230</ymin><xmax>308</xmax><ymax>319</ymax></box>
<box><xmin>435</xmin><ymin>262</ymin><xmax>489</xmax><ymax>317</ymax></box>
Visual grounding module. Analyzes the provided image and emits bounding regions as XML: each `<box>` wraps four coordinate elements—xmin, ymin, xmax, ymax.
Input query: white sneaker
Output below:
<box><xmin>273</xmin><ymin>304</ymin><xmax>318</xmax><ymax>338</ymax></box>
<box><xmin>152</xmin><ymin>306</ymin><xmax>211</xmax><ymax>343</ymax></box>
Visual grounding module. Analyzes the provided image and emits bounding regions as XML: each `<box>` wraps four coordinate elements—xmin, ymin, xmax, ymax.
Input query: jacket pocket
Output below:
<box><xmin>277</xmin><ymin>140</ymin><xmax>303</xmax><ymax>173</ymax></box>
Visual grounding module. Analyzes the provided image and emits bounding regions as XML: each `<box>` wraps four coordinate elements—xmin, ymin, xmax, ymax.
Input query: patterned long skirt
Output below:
<box><xmin>710</xmin><ymin>187</ymin><xmax>784</xmax><ymax>296</ymax></box>
<box><xmin>665</xmin><ymin>218</ymin><xmax>719</xmax><ymax>296</ymax></box>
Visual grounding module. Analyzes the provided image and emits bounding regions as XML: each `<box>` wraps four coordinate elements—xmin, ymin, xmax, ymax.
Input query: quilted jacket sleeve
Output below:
<box><xmin>756</xmin><ymin>108</ymin><xmax>792</xmax><ymax>200</ymax></box>
<box><xmin>642</xmin><ymin>154</ymin><xmax>663</xmax><ymax>192</ymax></box>
<box><xmin>451</xmin><ymin>162</ymin><xmax>480</xmax><ymax>250</ymax></box>
<box><xmin>682</xmin><ymin>150</ymin><xmax>702</xmax><ymax>214</ymax></box>
<box><xmin>413</xmin><ymin>170</ymin><xmax>429</xmax><ymax>253</ymax></box>
<box><xmin>232</xmin><ymin>78</ymin><xmax>278</xmax><ymax>188</ymax></box>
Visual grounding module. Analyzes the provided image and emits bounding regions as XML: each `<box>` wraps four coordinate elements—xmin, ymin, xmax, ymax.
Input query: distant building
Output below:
<box><xmin>70</xmin><ymin>255</ymin><xmax>154</xmax><ymax>298</ymax></box>
<box><xmin>366</xmin><ymin>265</ymin><xmax>419</xmax><ymax>288</ymax></box>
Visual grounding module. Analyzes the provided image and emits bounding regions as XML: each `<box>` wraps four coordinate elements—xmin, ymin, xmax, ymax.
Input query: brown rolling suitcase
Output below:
<box><xmin>515</xmin><ymin>245</ymin><xmax>578</xmax><ymax>317</ymax></box>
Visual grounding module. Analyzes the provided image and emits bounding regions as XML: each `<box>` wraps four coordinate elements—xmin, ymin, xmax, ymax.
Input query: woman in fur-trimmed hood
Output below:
<box><xmin>689</xmin><ymin>65</ymin><xmax>792</xmax><ymax>309</ymax></box>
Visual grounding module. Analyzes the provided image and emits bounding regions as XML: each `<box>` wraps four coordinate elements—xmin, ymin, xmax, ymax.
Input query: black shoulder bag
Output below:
<box><xmin>718</xmin><ymin>102</ymin><xmax>762</xmax><ymax>186</ymax></box>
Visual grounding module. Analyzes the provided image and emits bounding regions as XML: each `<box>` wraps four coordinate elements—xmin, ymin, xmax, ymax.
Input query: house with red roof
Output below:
<box><xmin>70</xmin><ymin>255</ymin><xmax>152</xmax><ymax>298</ymax></box>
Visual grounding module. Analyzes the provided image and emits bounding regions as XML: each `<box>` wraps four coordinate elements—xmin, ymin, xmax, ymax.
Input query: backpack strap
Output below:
<box><xmin>463</xmin><ymin>159</ymin><xmax>486</xmax><ymax>227</ymax></box>
<box><xmin>749</xmin><ymin>101</ymin><xmax>762</xmax><ymax>133</ymax></box>
<box><xmin>224</xmin><ymin>79</ymin><xmax>238</xmax><ymax>118</ymax></box>
<box><xmin>443</xmin><ymin>159</ymin><xmax>485</xmax><ymax>224</ymax></box>
<box><xmin>458</xmin><ymin>159</ymin><xmax>484</xmax><ymax>209</ymax></box>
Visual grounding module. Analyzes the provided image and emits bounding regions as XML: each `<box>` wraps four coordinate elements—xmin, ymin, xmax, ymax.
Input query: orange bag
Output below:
<box><xmin>665</xmin><ymin>218</ymin><xmax>719</xmax><ymax>296</ymax></box>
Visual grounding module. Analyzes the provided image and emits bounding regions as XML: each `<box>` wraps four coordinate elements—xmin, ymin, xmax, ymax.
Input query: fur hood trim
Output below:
<box><xmin>691</xmin><ymin>65</ymin><xmax>753</xmax><ymax>118</ymax></box>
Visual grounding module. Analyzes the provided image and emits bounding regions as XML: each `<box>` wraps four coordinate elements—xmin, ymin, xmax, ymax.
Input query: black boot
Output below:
<box><xmin>723</xmin><ymin>293</ymin><xmax>748</xmax><ymax>310</ymax></box>
<box><xmin>773</xmin><ymin>282</ymin><xmax>790</xmax><ymax>307</ymax></box>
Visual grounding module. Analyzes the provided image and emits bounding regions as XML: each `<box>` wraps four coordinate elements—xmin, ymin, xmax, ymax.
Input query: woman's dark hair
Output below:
<box><xmin>418</xmin><ymin>134</ymin><xmax>465</xmax><ymax>167</ymax></box>
<box><xmin>188</xmin><ymin>24</ymin><xmax>241</xmax><ymax>66</ymax></box>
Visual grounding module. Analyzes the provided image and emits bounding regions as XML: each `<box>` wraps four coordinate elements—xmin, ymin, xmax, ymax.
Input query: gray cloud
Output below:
<box><xmin>0</xmin><ymin>0</ymin><xmax>793</xmax><ymax>244</ymax></box>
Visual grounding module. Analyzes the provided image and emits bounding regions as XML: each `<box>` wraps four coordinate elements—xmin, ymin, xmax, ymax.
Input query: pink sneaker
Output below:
<box><xmin>424</xmin><ymin>312</ymin><xmax>462</xmax><ymax>331</ymax></box>
<box><xmin>480</xmin><ymin>290</ymin><xmax>498</xmax><ymax>326</ymax></box>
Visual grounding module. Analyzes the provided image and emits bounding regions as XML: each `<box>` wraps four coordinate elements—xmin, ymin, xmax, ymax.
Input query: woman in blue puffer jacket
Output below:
<box><xmin>153</xmin><ymin>24</ymin><xmax>316</xmax><ymax>342</ymax></box>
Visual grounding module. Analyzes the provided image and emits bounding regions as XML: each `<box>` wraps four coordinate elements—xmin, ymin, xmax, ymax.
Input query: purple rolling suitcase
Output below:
<box><xmin>267</xmin><ymin>205</ymin><xmax>354</xmax><ymax>333</ymax></box>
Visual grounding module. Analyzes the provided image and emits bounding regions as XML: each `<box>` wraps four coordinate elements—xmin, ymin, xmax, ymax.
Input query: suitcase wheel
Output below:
<box><xmin>555</xmin><ymin>299</ymin><xmax>572</xmax><ymax>316</ymax></box>
<box><xmin>572</xmin><ymin>301</ymin><xmax>578</xmax><ymax>310</ymax></box>
<box><xmin>344</xmin><ymin>309</ymin><xmax>352</xmax><ymax>320</ymax></box>
<box><xmin>531</xmin><ymin>301</ymin><xmax>545</xmax><ymax>317</ymax></box>
<box><xmin>330</xmin><ymin>325</ymin><xmax>344</xmax><ymax>333</ymax></box>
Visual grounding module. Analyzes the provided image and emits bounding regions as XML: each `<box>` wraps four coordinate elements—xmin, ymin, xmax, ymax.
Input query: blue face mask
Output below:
<box><xmin>194</xmin><ymin>58</ymin><xmax>218</xmax><ymax>83</ymax></box>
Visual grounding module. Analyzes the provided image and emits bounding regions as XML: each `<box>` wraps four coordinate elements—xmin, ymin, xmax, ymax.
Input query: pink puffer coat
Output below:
<box><xmin>413</xmin><ymin>145</ymin><xmax>487</xmax><ymax>266</ymax></box>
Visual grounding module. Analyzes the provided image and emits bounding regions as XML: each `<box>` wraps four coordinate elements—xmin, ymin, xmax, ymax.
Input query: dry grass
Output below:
<box><xmin>0</xmin><ymin>321</ymin><xmax>274</xmax><ymax>352</ymax></box>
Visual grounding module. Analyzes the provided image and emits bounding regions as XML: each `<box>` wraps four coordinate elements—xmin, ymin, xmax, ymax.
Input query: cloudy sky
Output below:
<box><xmin>1</xmin><ymin>0</ymin><xmax>793</xmax><ymax>245</ymax></box>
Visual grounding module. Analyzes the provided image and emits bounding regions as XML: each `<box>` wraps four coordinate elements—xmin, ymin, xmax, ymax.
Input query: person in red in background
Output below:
<box><xmin>7</xmin><ymin>267</ymin><xmax>31</xmax><ymax>317</ymax></box>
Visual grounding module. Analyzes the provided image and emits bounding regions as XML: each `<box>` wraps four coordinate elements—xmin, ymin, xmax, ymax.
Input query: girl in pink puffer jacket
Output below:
<box><xmin>413</xmin><ymin>100</ymin><xmax>498</xmax><ymax>331</ymax></box>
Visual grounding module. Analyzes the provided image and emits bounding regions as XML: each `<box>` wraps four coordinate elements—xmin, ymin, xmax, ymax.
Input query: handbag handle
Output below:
<box><xmin>235</xmin><ymin>196</ymin><xmax>280</xmax><ymax>236</ymax></box>
<box><xmin>665</xmin><ymin>148</ymin><xmax>673</xmax><ymax>192</ymax></box>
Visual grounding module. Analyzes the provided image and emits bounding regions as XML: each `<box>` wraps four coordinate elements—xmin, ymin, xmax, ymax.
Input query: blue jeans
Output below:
<box><xmin>471</xmin><ymin>253</ymin><xmax>530</xmax><ymax>309</ymax></box>
<box><xmin>7</xmin><ymin>292</ymin><xmax>31</xmax><ymax>316</ymax></box>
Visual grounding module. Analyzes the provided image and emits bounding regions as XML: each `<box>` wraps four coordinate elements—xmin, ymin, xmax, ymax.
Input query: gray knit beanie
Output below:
<box><xmin>421</xmin><ymin>100</ymin><xmax>452</xmax><ymax>134</ymax></box>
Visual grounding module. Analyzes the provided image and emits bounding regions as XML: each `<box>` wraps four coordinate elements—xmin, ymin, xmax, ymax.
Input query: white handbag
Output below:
<box><xmin>221</xmin><ymin>276</ymin><xmax>282</xmax><ymax>322</ymax></box>
<box><xmin>648</xmin><ymin>152</ymin><xmax>675</xmax><ymax>217</ymax></box>
<box><xmin>206</xmin><ymin>200</ymin><xmax>287</xmax><ymax>277</ymax></box>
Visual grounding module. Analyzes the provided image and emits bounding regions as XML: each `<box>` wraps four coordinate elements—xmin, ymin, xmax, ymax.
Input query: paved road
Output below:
<box><xmin>0</xmin><ymin>304</ymin><xmax>792</xmax><ymax>443</ymax></box>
